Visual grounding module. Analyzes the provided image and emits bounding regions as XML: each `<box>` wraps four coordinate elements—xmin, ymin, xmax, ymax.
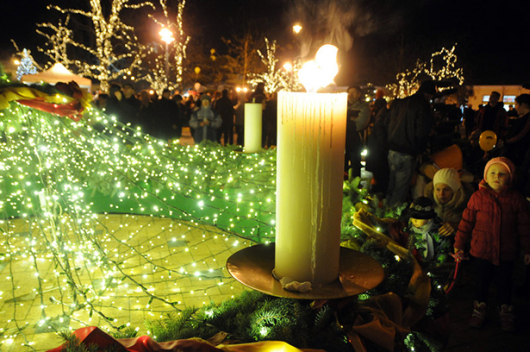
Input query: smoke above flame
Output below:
<box><xmin>286</xmin><ymin>0</ymin><xmax>404</xmax><ymax>59</ymax></box>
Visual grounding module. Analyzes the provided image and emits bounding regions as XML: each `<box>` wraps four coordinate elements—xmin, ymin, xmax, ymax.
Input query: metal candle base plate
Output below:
<box><xmin>226</xmin><ymin>244</ymin><xmax>384</xmax><ymax>300</ymax></box>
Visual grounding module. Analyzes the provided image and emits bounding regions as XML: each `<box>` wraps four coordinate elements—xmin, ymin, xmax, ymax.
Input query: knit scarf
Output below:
<box><xmin>410</xmin><ymin>220</ymin><xmax>435</xmax><ymax>261</ymax></box>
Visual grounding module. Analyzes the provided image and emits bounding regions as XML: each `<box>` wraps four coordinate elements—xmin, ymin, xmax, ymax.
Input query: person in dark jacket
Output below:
<box><xmin>503</xmin><ymin>94</ymin><xmax>530</xmax><ymax>167</ymax></box>
<box><xmin>138</xmin><ymin>90</ymin><xmax>154</xmax><ymax>134</ymax></box>
<box><xmin>154</xmin><ymin>89</ymin><xmax>181</xmax><ymax>141</ymax></box>
<box><xmin>345</xmin><ymin>86</ymin><xmax>370</xmax><ymax>178</ymax></box>
<box><xmin>386</xmin><ymin>80</ymin><xmax>436</xmax><ymax>206</ymax></box>
<box><xmin>507</xmin><ymin>94</ymin><xmax>530</xmax><ymax>300</ymax></box>
<box><xmin>118</xmin><ymin>83</ymin><xmax>141</xmax><ymax>127</ymax></box>
<box><xmin>454</xmin><ymin>157</ymin><xmax>530</xmax><ymax>332</ymax></box>
<box><xmin>214</xmin><ymin>89</ymin><xmax>235</xmax><ymax>145</ymax></box>
<box><xmin>474</xmin><ymin>91</ymin><xmax>509</xmax><ymax>138</ymax></box>
<box><xmin>104</xmin><ymin>83</ymin><xmax>123</xmax><ymax>119</ymax></box>
<box><xmin>249</xmin><ymin>82</ymin><xmax>266</xmax><ymax>104</ymax></box>
<box><xmin>263</xmin><ymin>92</ymin><xmax>278</xmax><ymax>147</ymax></box>
<box><xmin>234</xmin><ymin>92</ymin><xmax>247</xmax><ymax>145</ymax></box>
<box><xmin>365</xmin><ymin>96</ymin><xmax>390</xmax><ymax>194</ymax></box>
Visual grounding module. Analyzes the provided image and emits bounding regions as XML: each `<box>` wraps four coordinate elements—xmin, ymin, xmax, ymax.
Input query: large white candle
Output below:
<box><xmin>244</xmin><ymin>103</ymin><xmax>262</xmax><ymax>153</ymax></box>
<box><xmin>275</xmin><ymin>91</ymin><xmax>347</xmax><ymax>284</ymax></box>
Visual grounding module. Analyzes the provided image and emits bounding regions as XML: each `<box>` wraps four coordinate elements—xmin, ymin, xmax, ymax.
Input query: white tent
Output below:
<box><xmin>21</xmin><ymin>63</ymin><xmax>92</xmax><ymax>91</ymax></box>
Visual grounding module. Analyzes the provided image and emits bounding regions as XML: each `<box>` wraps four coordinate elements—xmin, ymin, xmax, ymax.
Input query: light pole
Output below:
<box><xmin>159</xmin><ymin>27</ymin><xmax>174</xmax><ymax>88</ymax></box>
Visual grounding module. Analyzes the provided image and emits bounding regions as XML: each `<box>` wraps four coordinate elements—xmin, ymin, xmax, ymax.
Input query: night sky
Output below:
<box><xmin>1</xmin><ymin>0</ymin><xmax>527</xmax><ymax>86</ymax></box>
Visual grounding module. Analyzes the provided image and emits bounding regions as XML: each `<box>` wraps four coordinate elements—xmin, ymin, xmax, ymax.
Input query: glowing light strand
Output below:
<box><xmin>248</xmin><ymin>38</ymin><xmax>302</xmax><ymax>93</ymax></box>
<box><xmin>0</xmin><ymin>102</ymin><xmax>277</xmax><ymax>346</ymax></box>
<box><xmin>387</xmin><ymin>44</ymin><xmax>464</xmax><ymax>98</ymax></box>
<box><xmin>44</xmin><ymin>0</ymin><xmax>156</xmax><ymax>91</ymax></box>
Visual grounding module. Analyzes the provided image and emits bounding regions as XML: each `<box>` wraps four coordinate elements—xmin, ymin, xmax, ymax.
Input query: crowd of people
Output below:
<box><xmin>347</xmin><ymin>81</ymin><xmax>530</xmax><ymax>333</ymax></box>
<box><xmin>92</xmin><ymin>82</ymin><xmax>278</xmax><ymax>147</ymax></box>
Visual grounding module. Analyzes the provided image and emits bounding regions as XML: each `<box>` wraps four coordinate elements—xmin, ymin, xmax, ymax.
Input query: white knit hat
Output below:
<box><xmin>433</xmin><ymin>168</ymin><xmax>461</xmax><ymax>192</ymax></box>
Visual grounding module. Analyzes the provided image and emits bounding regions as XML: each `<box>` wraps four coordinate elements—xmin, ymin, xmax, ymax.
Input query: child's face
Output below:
<box><xmin>410</xmin><ymin>218</ymin><xmax>431</xmax><ymax>228</ymax></box>
<box><xmin>434</xmin><ymin>183</ymin><xmax>454</xmax><ymax>204</ymax></box>
<box><xmin>486</xmin><ymin>164</ymin><xmax>510</xmax><ymax>192</ymax></box>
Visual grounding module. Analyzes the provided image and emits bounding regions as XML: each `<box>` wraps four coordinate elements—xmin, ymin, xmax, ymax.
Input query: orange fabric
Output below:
<box><xmin>346</xmin><ymin>293</ymin><xmax>410</xmax><ymax>351</ymax></box>
<box><xmin>421</xmin><ymin>144</ymin><xmax>464</xmax><ymax>180</ymax></box>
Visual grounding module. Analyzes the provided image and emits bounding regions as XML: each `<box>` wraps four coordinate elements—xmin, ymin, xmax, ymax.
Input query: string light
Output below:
<box><xmin>40</xmin><ymin>0</ymin><xmax>156</xmax><ymax>91</ymax></box>
<box><xmin>387</xmin><ymin>44</ymin><xmax>464</xmax><ymax>98</ymax></box>
<box><xmin>0</xmin><ymin>101</ymin><xmax>276</xmax><ymax>346</ymax></box>
<box><xmin>36</xmin><ymin>16</ymin><xmax>73</xmax><ymax>67</ymax></box>
<box><xmin>248</xmin><ymin>38</ymin><xmax>303</xmax><ymax>93</ymax></box>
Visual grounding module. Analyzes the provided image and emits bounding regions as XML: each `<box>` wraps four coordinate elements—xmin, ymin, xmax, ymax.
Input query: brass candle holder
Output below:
<box><xmin>227</xmin><ymin>243</ymin><xmax>384</xmax><ymax>300</ymax></box>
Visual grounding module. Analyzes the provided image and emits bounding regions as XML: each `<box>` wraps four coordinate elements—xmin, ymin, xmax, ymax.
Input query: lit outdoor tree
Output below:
<box><xmin>426</xmin><ymin>44</ymin><xmax>464</xmax><ymax>87</ymax></box>
<box><xmin>168</xmin><ymin>0</ymin><xmax>190</xmax><ymax>90</ymax></box>
<box><xmin>137</xmin><ymin>0</ymin><xmax>190</xmax><ymax>93</ymax></box>
<box><xmin>44</xmin><ymin>0</ymin><xmax>155</xmax><ymax>92</ymax></box>
<box><xmin>387</xmin><ymin>59</ymin><xmax>427</xmax><ymax>99</ymax></box>
<box><xmin>387</xmin><ymin>44</ymin><xmax>464</xmax><ymax>98</ymax></box>
<box><xmin>248</xmin><ymin>38</ymin><xmax>302</xmax><ymax>93</ymax></box>
<box><xmin>136</xmin><ymin>40</ymin><xmax>172</xmax><ymax>95</ymax></box>
<box><xmin>36</xmin><ymin>15</ymin><xmax>73</xmax><ymax>67</ymax></box>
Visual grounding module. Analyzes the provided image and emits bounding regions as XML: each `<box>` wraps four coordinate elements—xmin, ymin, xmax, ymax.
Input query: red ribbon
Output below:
<box><xmin>17</xmin><ymin>98</ymin><xmax>83</xmax><ymax>121</ymax></box>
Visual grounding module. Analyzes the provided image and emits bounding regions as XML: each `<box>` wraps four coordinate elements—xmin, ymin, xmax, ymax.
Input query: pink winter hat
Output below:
<box><xmin>483</xmin><ymin>157</ymin><xmax>515</xmax><ymax>182</ymax></box>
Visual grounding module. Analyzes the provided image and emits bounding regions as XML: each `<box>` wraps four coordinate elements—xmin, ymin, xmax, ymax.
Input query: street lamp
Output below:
<box><xmin>159</xmin><ymin>27</ymin><xmax>174</xmax><ymax>88</ymax></box>
<box><xmin>293</xmin><ymin>24</ymin><xmax>302</xmax><ymax>34</ymax></box>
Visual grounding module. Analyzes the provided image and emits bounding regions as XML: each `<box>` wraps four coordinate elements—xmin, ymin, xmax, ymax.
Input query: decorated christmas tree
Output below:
<box><xmin>15</xmin><ymin>49</ymin><xmax>38</xmax><ymax>81</ymax></box>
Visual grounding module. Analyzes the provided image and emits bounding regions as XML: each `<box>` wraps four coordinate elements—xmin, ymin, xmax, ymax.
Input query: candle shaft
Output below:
<box><xmin>275</xmin><ymin>91</ymin><xmax>347</xmax><ymax>284</ymax></box>
<box><xmin>244</xmin><ymin>103</ymin><xmax>262</xmax><ymax>153</ymax></box>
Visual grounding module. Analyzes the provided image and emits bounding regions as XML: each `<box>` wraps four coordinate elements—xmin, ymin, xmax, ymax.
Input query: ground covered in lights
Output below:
<box><xmin>0</xmin><ymin>99</ymin><xmax>277</xmax><ymax>350</ymax></box>
<box><xmin>1</xmin><ymin>215</ymin><xmax>252</xmax><ymax>351</ymax></box>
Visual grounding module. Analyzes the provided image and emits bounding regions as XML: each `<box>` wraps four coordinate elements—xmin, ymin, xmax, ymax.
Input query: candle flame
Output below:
<box><xmin>298</xmin><ymin>45</ymin><xmax>339</xmax><ymax>93</ymax></box>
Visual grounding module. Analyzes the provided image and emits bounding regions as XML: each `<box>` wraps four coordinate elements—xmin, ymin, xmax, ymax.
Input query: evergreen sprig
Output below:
<box><xmin>145</xmin><ymin>307</ymin><xmax>208</xmax><ymax>342</ymax></box>
<box><xmin>143</xmin><ymin>290</ymin><xmax>358</xmax><ymax>350</ymax></box>
<box><xmin>56</xmin><ymin>331</ymin><xmax>99</xmax><ymax>352</ymax></box>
